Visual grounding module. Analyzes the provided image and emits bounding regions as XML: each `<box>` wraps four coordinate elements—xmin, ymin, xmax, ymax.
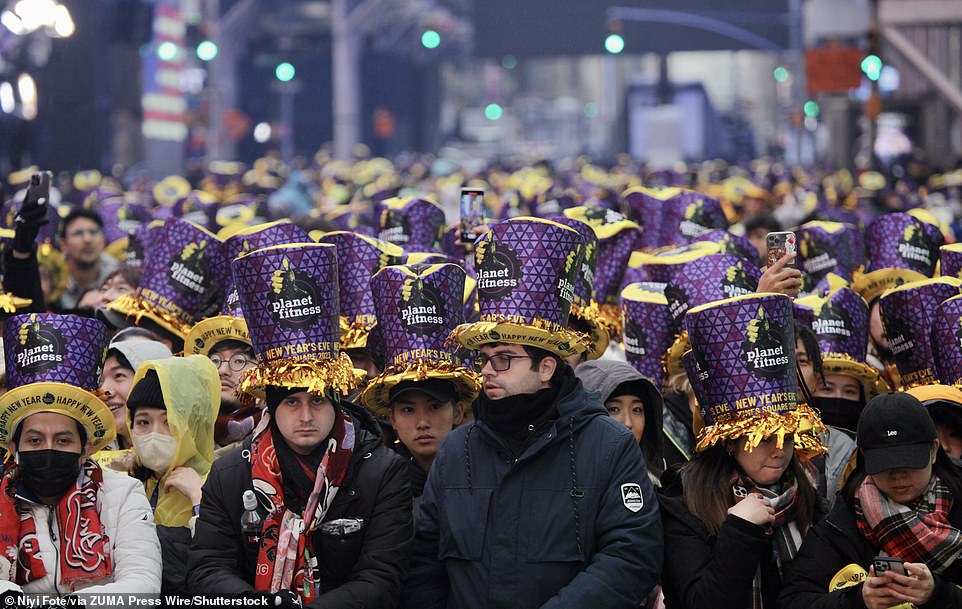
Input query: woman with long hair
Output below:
<box><xmin>659</xmin><ymin>293</ymin><xmax>827</xmax><ymax>609</ymax></box>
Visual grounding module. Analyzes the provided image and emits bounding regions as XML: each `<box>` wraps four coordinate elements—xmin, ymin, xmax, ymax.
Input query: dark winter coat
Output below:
<box><xmin>186</xmin><ymin>402</ymin><xmax>413</xmax><ymax>608</ymax></box>
<box><xmin>4</xmin><ymin>247</ymin><xmax>44</xmax><ymax>312</ymax></box>
<box><xmin>575</xmin><ymin>359</ymin><xmax>666</xmax><ymax>480</ymax></box>
<box><xmin>779</xmin><ymin>489</ymin><xmax>962</xmax><ymax>609</ymax></box>
<box><xmin>658</xmin><ymin>468</ymin><xmax>783</xmax><ymax>609</ymax></box>
<box><xmin>402</xmin><ymin>377</ymin><xmax>663</xmax><ymax>609</ymax></box>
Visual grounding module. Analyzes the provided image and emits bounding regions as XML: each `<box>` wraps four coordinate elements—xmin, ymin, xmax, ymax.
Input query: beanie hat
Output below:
<box><xmin>107</xmin><ymin>340</ymin><xmax>173</xmax><ymax>373</ymax></box>
<box><xmin>127</xmin><ymin>370</ymin><xmax>166</xmax><ymax>414</ymax></box>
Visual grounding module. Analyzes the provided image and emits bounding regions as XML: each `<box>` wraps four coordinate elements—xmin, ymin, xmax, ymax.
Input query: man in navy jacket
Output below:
<box><xmin>403</xmin><ymin>338</ymin><xmax>663</xmax><ymax>609</ymax></box>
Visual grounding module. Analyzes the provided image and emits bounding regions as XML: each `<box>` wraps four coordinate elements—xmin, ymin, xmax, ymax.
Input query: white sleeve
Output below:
<box><xmin>79</xmin><ymin>474</ymin><xmax>162</xmax><ymax>596</ymax></box>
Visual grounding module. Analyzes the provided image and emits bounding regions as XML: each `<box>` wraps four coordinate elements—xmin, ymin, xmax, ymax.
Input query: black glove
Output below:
<box><xmin>12</xmin><ymin>171</ymin><xmax>51</xmax><ymax>253</ymax></box>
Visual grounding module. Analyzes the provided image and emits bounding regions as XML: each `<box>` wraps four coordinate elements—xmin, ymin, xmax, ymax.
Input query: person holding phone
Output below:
<box><xmin>780</xmin><ymin>393</ymin><xmax>962</xmax><ymax>609</ymax></box>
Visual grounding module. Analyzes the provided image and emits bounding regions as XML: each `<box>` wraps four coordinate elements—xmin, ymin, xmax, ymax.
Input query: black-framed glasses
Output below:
<box><xmin>472</xmin><ymin>354</ymin><xmax>531</xmax><ymax>372</ymax></box>
<box><xmin>210</xmin><ymin>354</ymin><xmax>255</xmax><ymax>372</ymax></box>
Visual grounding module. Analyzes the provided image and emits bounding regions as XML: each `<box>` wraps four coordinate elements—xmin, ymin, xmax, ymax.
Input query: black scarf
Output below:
<box><xmin>476</xmin><ymin>365</ymin><xmax>578</xmax><ymax>455</ymax></box>
<box><xmin>269</xmin><ymin>415</ymin><xmax>328</xmax><ymax>514</ymax></box>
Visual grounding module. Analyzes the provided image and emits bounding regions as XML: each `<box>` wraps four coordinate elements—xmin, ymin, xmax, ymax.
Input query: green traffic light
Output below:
<box><xmin>604</xmin><ymin>34</ymin><xmax>625</xmax><ymax>55</ymax></box>
<box><xmin>157</xmin><ymin>41</ymin><xmax>178</xmax><ymax>61</ymax></box>
<box><xmin>421</xmin><ymin>30</ymin><xmax>441</xmax><ymax>49</ymax></box>
<box><xmin>484</xmin><ymin>103</ymin><xmax>503</xmax><ymax>121</ymax></box>
<box><xmin>861</xmin><ymin>54</ymin><xmax>883</xmax><ymax>81</ymax></box>
<box><xmin>803</xmin><ymin>100</ymin><xmax>820</xmax><ymax>118</ymax></box>
<box><xmin>773</xmin><ymin>66</ymin><xmax>789</xmax><ymax>83</ymax></box>
<box><xmin>275</xmin><ymin>62</ymin><xmax>296</xmax><ymax>82</ymax></box>
<box><xmin>196</xmin><ymin>40</ymin><xmax>218</xmax><ymax>61</ymax></box>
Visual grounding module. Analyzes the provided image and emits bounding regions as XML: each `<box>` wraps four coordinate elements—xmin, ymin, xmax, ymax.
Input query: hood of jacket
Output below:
<box><xmin>129</xmin><ymin>355</ymin><xmax>219</xmax><ymax>527</ymax></box>
<box><xmin>575</xmin><ymin>359</ymin><xmax>664</xmax><ymax>455</ymax></box>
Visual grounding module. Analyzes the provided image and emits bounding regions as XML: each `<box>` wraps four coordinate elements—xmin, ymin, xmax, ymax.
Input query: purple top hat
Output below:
<box><xmin>375</xmin><ymin>196</ymin><xmax>446</xmax><ymax>252</ymax></box>
<box><xmin>682</xmin><ymin>349</ymin><xmax>710</xmax><ymax>409</ymax></box>
<box><xmin>665</xmin><ymin>254</ymin><xmax>762</xmax><ymax>332</ymax></box>
<box><xmin>0</xmin><ymin>313</ymin><xmax>115</xmax><ymax>451</ymax></box>
<box><xmin>562</xmin><ymin>206</ymin><xmax>641</xmax><ymax>335</ymax></box>
<box><xmin>451</xmin><ymin>218</ymin><xmax>591</xmax><ymax>357</ymax></box>
<box><xmin>621</xmin><ymin>242</ymin><xmax>721</xmax><ymax>290</ymax></box>
<box><xmin>865</xmin><ymin>213</ymin><xmax>941</xmax><ymax>276</ymax></box>
<box><xmin>219</xmin><ymin>221</ymin><xmax>312</xmax><ymax>316</ymax></box>
<box><xmin>5</xmin><ymin>313</ymin><xmax>107</xmax><ymax>392</ymax></box>
<box><xmin>932</xmin><ymin>295</ymin><xmax>962</xmax><ymax>387</ymax></box>
<box><xmin>406</xmin><ymin>252</ymin><xmax>478</xmax><ymax>322</ymax></box>
<box><xmin>325</xmin><ymin>206</ymin><xmax>376</xmax><ymax>237</ymax></box>
<box><xmin>940</xmin><ymin>244</ymin><xmax>962</xmax><ymax>279</ymax></box>
<box><xmin>691</xmin><ymin>229</ymin><xmax>760</xmax><ymax>266</ymax></box>
<box><xmin>684</xmin><ymin>293</ymin><xmax>825</xmax><ymax>455</ymax></box>
<box><xmin>361</xmin><ymin>263</ymin><xmax>482</xmax><ymax>414</ymax></box>
<box><xmin>106</xmin><ymin>218</ymin><xmax>225</xmax><ymax>338</ymax></box>
<box><xmin>125</xmin><ymin>220</ymin><xmax>165</xmax><ymax>270</ymax></box>
<box><xmin>232</xmin><ymin>243</ymin><xmax>360</xmax><ymax>396</ymax></box>
<box><xmin>622</xmin><ymin>186</ymin><xmax>676</xmax><ymax>251</ymax></box>
<box><xmin>795</xmin><ymin>288</ymin><xmax>886</xmax><ymax>398</ymax></box>
<box><xmin>621</xmin><ymin>283</ymin><xmax>673</xmax><ymax>389</ymax></box>
<box><xmin>797</xmin><ymin>221</ymin><xmax>860</xmax><ymax>282</ymax></box>
<box><xmin>317</xmin><ymin>231</ymin><xmax>406</xmax><ymax>349</ymax></box>
<box><xmin>173</xmin><ymin>192</ymin><xmax>219</xmax><ymax>231</ymax></box>
<box><xmin>661</xmin><ymin>190</ymin><xmax>728</xmax><ymax>246</ymax></box>
<box><xmin>880</xmin><ymin>277</ymin><xmax>962</xmax><ymax>388</ymax></box>
<box><xmin>440</xmin><ymin>225</ymin><xmax>469</xmax><ymax>261</ymax></box>
<box><xmin>97</xmin><ymin>198</ymin><xmax>151</xmax><ymax>245</ymax></box>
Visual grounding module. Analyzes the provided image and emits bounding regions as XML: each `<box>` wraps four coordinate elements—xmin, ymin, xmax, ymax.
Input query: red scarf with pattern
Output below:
<box><xmin>0</xmin><ymin>460</ymin><xmax>112</xmax><ymax>590</ymax></box>
<box><xmin>249</xmin><ymin>409</ymin><xmax>354</xmax><ymax>602</ymax></box>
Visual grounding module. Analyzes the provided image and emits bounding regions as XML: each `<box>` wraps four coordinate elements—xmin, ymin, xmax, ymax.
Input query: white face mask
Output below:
<box><xmin>133</xmin><ymin>432</ymin><xmax>178</xmax><ymax>473</ymax></box>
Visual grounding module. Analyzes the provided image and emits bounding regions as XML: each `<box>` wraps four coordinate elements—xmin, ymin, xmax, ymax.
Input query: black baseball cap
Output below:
<box><xmin>388</xmin><ymin>379</ymin><xmax>457</xmax><ymax>406</ymax></box>
<box><xmin>857</xmin><ymin>392</ymin><xmax>937</xmax><ymax>475</ymax></box>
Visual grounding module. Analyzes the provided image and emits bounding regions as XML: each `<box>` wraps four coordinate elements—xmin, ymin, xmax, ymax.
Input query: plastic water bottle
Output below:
<box><xmin>240</xmin><ymin>490</ymin><xmax>262</xmax><ymax>545</ymax></box>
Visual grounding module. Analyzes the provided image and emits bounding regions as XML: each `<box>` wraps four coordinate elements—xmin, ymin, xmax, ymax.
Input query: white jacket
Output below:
<box><xmin>0</xmin><ymin>468</ymin><xmax>162</xmax><ymax>597</ymax></box>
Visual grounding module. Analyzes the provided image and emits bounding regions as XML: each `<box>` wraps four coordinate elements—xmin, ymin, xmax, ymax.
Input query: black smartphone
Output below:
<box><xmin>872</xmin><ymin>556</ymin><xmax>906</xmax><ymax>576</ymax></box>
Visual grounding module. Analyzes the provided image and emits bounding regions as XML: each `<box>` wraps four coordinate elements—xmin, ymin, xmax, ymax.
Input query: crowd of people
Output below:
<box><xmin>0</xmin><ymin>153</ymin><xmax>961</xmax><ymax>609</ymax></box>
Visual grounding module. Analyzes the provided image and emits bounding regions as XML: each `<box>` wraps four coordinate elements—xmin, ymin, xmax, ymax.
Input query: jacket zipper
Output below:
<box><xmin>46</xmin><ymin>506</ymin><xmax>61</xmax><ymax>595</ymax></box>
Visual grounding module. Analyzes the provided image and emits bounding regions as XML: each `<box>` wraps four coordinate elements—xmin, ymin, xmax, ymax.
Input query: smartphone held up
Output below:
<box><xmin>459</xmin><ymin>187</ymin><xmax>486</xmax><ymax>244</ymax></box>
<box><xmin>766</xmin><ymin>231</ymin><xmax>796</xmax><ymax>269</ymax></box>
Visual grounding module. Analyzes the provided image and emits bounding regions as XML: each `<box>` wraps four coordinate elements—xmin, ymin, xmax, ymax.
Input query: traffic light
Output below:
<box><xmin>157</xmin><ymin>41</ymin><xmax>178</xmax><ymax>61</ymax></box>
<box><xmin>773</xmin><ymin>66</ymin><xmax>789</xmax><ymax>83</ymax></box>
<box><xmin>421</xmin><ymin>30</ymin><xmax>441</xmax><ymax>49</ymax></box>
<box><xmin>196</xmin><ymin>40</ymin><xmax>218</xmax><ymax>61</ymax></box>
<box><xmin>604</xmin><ymin>34</ymin><xmax>624</xmax><ymax>55</ymax></box>
<box><xmin>803</xmin><ymin>100</ymin><xmax>820</xmax><ymax>118</ymax></box>
<box><xmin>861</xmin><ymin>54</ymin><xmax>883</xmax><ymax>81</ymax></box>
<box><xmin>275</xmin><ymin>62</ymin><xmax>295</xmax><ymax>82</ymax></box>
<box><xmin>484</xmin><ymin>103</ymin><xmax>503</xmax><ymax>120</ymax></box>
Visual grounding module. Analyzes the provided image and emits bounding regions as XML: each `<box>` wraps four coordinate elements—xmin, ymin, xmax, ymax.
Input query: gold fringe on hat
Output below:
<box><xmin>239</xmin><ymin>352</ymin><xmax>364</xmax><ymax>398</ymax></box>
<box><xmin>450</xmin><ymin>316</ymin><xmax>593</xmax><ymax>358</ymax></box>
<box><xmin>339</xmin><ymin>316</ymin><xmax>377</xmax><ymax>350</ymax></box>
<box><xmin>360</xmin><ymin>359</ymin><xmax>482</xmax><ymax>417</ymax></box>
<box><xmin>570</xmin><ymin>301</ymin><xmax>610</xmax><ymax>360</ymax></box>
<box><xmin>696</xmin><ymin>404</ymin><xmax>826</xmax><ymax>457</ymax></box>
<box><xmin>107</xmin><ymin>294</ymin><xmax>193</xmax><ymax>338</ymax></box>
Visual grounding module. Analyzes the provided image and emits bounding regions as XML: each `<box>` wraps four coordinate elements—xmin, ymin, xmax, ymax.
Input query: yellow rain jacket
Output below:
<box><xmin>128</xmin><ymin>355</ymin><xmax>219</xmax><ymax>528</ymax></box>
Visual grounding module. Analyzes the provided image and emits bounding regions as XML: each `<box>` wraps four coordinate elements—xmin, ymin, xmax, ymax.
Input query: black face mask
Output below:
<box><xmin>811</xmin><ymin>396</ymin><xmax>864</xmax><ymax>437</ymax></box>
<box><xmin>17</xmin><ymin>449</ymin><xmax>82</xmax><ymax>501</ymax></box>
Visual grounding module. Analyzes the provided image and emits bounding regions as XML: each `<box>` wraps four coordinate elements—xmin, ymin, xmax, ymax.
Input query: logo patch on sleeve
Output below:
<box><xmin>621</xmin><ymin>483</ymin><xmax>644</xmax><ymax>512</ymax></box>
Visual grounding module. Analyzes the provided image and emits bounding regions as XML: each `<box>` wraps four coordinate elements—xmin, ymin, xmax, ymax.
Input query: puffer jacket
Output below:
<box><xmin>0</xmin><ymin>467</ymin><xmax>163</xmax><ymax>596</ymax></box>
<box><xmin>187</xmin><ymin>401</ymin><xmax>413</xmax><ymax>608</ymax></box>
<box><xmin>402</xmin><ymin>377</ymin><xmax>663</xmax><ymax>609</ymax></box>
